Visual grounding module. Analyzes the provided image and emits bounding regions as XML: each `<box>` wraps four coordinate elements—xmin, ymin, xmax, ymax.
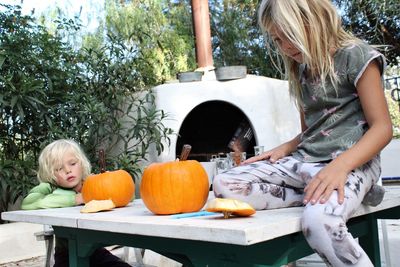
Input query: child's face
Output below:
<box><xmin>270</xmin><ymin>27</ymin><xmax>303</xmax><ymax>63</ymax></box>
<box><xmin>54</xmin><ymin>150</ymin><xmax>83</xmax><ymax>191</ymax></box>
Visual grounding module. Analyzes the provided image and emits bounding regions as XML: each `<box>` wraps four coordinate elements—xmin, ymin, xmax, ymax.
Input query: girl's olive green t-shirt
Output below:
<box><xmin>292</xmin><ymin>42</ymin><xmax>385</xmax><ymax>162</ymax></box>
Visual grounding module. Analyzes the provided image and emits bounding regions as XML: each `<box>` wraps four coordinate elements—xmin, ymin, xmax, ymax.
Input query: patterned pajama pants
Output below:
<box><xmin>212</xmin><ymin>155</ymin><xmax>381</xmax><ymax>267</ymax></box>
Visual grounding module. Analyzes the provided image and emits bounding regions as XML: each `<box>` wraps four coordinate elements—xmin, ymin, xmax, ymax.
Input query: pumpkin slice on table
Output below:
<box><xmin>81</xmin><ymin>199</ymin><xmax>116</xmax><ymax>213</ymax></box>
<box><xmin>205</xmin><ymin>198</ymin><xmax>256</xmax><ymax>219</ymax></box>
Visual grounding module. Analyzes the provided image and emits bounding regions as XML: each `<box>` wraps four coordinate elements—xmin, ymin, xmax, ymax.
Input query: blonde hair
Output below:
<box><xmin>37</xmin><ymin>139</ymin><xmax>91</xmax><ymax>185</ymax></box>
<box><xmin>258</xmin><ymin>0</ymin><xmax>360</xmax><ymax>107</ymax></box>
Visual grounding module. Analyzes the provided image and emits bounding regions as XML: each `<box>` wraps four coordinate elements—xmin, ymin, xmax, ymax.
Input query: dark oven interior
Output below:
<box><xmin>176</xmin><ymin>100</ymin><xmax>256</xmax><ymax>162</ymax></box>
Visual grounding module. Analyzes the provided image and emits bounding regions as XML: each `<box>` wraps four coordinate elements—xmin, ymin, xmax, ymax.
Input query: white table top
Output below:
<box><xmin>2</xmin><ymin>187</ymin><xmax>400</xmax><ymax>246</ymax></box>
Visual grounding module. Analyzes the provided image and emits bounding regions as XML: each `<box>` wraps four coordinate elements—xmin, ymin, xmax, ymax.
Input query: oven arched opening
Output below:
<box><xmin>176</xmin><ymin>100</ymin><xmax>257</xmax><ymax>162</ymax></box>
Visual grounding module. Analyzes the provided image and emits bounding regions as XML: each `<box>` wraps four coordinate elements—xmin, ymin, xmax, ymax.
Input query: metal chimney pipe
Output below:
<box><xmin>191</xmin><ymin>0</ymin><xmax>214</xmax><ymax>70</ymax></box>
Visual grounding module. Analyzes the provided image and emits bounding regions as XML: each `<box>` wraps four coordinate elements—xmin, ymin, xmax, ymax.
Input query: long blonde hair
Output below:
<box><xmin>37</xmin><ymin>139</ymin><xmax>91</xmax><ymax>185</ymax></box>
<box><xmin>258</xmin><ymin>0</ymin><xmax>360</xmax><ymax>107</ymax></box>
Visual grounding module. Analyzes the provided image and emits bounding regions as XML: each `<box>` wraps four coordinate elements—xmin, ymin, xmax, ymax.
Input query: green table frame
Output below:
<box><xmin>54</xmin><ymin>205</ymin><xmax>399</xmax><ymax>267</ymax></box>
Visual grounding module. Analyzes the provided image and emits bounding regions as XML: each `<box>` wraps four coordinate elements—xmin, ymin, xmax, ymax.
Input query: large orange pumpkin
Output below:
<box><xmin>82</xmin><ymin>170</ymin><xmax>135</xmax><ymax>207</ymax></box>
<box><xmin>140</xmin><ymin>160</ymin><xmax>209</xmax><ymax>215</ymax></box>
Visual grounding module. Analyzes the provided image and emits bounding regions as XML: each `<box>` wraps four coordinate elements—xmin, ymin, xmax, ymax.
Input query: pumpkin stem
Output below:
<box><xmin>222</xmin><ymin>211</ymin><xmax>232</xmax><ymax>219</ymax></box>
<box><xmin>179</xmin><ymin>144</ymin><xmax>192</xmax><ymax>161</ymax></box>
<box><xmin>99</xmin><ymin>149</ymin><xmax>106</xmax><ymax>173</ymax></box>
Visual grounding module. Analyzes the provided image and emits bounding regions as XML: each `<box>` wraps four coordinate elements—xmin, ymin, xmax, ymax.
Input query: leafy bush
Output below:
<box><xmin>0</xmin><ymin>4</ymin><xmax>172</xmax><ymax>220</ymax></box>
<box><xmin>386</xmin><ymin>90</ymin><xmax>400</xmax><ymax>138</ymax></box>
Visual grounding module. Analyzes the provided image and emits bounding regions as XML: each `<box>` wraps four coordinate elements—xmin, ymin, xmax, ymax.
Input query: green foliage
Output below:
<box><xmin>0</xmin><ymin>4</ymin><xmax>172</xmax><ymax>217</ymax></box>
<box><xmin>333</xmin><ymin>0</ymin><xmax>400</xmax><ymax>66</ymax></box>
<box><xmin>101</xmin><ymin>0</ymin><xmax>197</xmax><ymax>83</ymax></box>
<box><xmin>209</xmin><ymin>0</ymin><xmax>278</xmax><ymax>77</ymax></box>
<box><xmin>386</xmin><ymin>91</ymin><xmax>400</xmax><ymax>138</ymax></box>
<box><xmin>0</xmin><ymin>159</ymin><xmax>36</xmax><ymax>223</ymax></box>
<box><xmin>98</xmin><ymin>0</ymin><xmax>278</xmax><ymax>77</ymax></box>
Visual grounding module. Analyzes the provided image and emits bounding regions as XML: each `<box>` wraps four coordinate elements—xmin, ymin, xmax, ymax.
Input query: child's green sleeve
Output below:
<box><xmin>21</xmin><ymin>183</ymin><xmax>77</xmax><ymax>210</ymax></box>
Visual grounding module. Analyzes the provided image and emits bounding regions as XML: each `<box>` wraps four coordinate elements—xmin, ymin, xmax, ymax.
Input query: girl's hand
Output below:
<box><xmin>75</xmin><ymin>193</ymin><xmax>84</xmax><ymax>205</ymax></box>
<box><xmin>242</xmin><ymin>142</ymin><xmax>293</xmax><ymax>164</ymax></box>
<box><xmin>303</xmin><ymin>161</ymin><xmax>348</xmax><ymax>205</ymax></box>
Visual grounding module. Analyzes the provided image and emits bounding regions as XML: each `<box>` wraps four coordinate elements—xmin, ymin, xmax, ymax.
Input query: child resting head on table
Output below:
<box><xmin>21</xmin><ymin>139</ymin><xmax>131</xmax><ymax>267</ymax></box>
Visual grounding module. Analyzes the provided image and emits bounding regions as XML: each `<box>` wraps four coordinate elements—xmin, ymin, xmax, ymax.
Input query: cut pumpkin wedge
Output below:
<box><xmin>205</xmin><ymin>198</ymin><xmax>256</xmax><ymax>219</ymax></box>
<box><xmin>80</xmin><ymin>199</ymin><xmax>116</xmax><ymax>213</ymax></box>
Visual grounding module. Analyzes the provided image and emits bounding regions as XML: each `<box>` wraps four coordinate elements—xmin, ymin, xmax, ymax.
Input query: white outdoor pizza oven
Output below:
<box><xmin>146</xmin><ymin>72</ymin><xmax>301</xmax><ymax>170</ymax></box>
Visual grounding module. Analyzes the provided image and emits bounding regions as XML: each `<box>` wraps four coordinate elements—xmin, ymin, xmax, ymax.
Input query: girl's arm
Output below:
<box><xmin>243</xmin><ymin>110</ymin><xmax>306</xmax><ymax>164</ymax></box>
<box><xmin>21</xmin><ymin>183</ymin><xmax>77</xmax><ymax>210</ymax></box>
<box><xmin>304</xmin><ymin>60</ymin><xmax>393</xmax><ymax>205</ymax></box>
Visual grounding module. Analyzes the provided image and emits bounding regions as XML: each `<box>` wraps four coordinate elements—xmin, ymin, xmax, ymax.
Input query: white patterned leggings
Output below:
<box><xmin>212</xmin><ymin>155</ymin><xmax>381</xmax><ymax>267</ymax></box>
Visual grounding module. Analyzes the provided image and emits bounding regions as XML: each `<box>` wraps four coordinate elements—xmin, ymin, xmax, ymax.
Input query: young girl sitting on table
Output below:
<box><xmin>22</xmin><ymin>139</ymin><xmax>131</xmax><ymax>267</ymax></box>
<box><xmin>212</xmin><ymin>0</ymin><xmax>393</xmax><ymax>266</ymax></box>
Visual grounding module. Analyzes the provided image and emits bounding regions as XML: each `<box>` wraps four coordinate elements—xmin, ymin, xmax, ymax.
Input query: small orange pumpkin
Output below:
<box><xmin>140</xmin><ymin>160</ymin><xmax>209</xmax><ymax>215</ymax></box>
<box><xmin>82</xmin><ymin>170</ymin><xmax>135</xmax><ymax>207</ymax></box>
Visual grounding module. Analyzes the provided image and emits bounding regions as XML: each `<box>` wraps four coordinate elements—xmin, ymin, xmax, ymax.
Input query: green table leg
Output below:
<box><xmin>67</xmin><ymin>236</ymin><xmax>90</xmax><ymax>267</ymax></box>
<box><xmin>55</xmin><ymin>227</ymin><xmax>99</xmax><ymax>267</ymax></box>
<box><xmin>359</xmin><ymin>214</ymin><xmax>381</xmax><ymax>267</ymax></box>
